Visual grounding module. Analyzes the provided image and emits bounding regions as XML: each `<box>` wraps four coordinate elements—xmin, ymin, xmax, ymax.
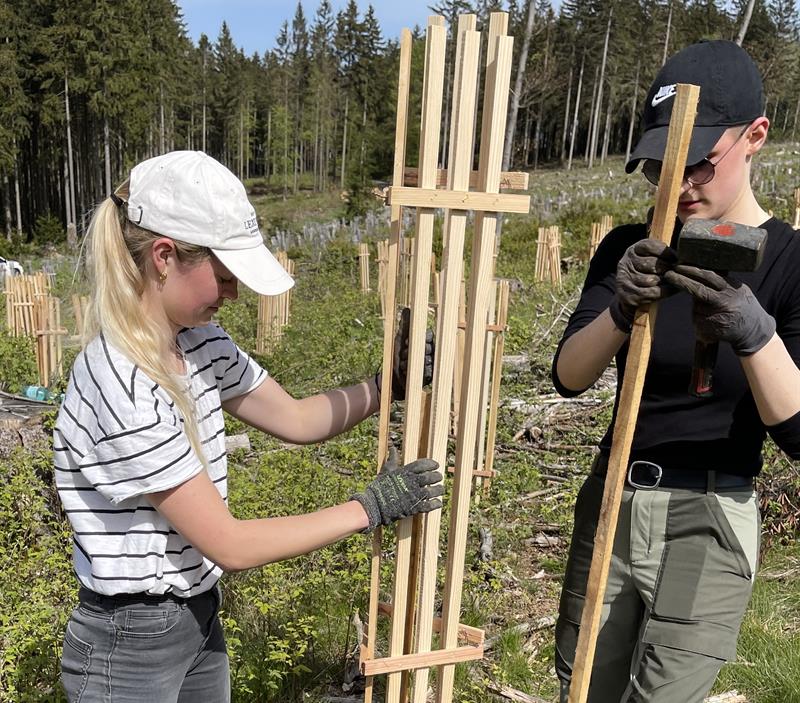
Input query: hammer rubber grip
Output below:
<box><xmin>690</xmin><ymin>340</ymin><xmax>719</xmax><ymax>398</ymax></box>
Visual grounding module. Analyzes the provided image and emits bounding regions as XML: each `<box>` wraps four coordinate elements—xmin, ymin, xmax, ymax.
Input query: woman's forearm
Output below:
<box><xmin>740</xmin><ymin>333</ymin><xmax>800</xmax><ymax>425</ymax></box>
<box><xmin>292</xmin><ymin>378</ymin><xmax>380</xmax><ymax>442</ymax></box>
<box><xmin>556</xmin><ymin>309</ymin><xmax>629</xmax><ymax>392</ymax></box>
<box><xmin>221</xmin><ymin>501</ymin><xmax>369</xmax><ymax>571</ymax></box>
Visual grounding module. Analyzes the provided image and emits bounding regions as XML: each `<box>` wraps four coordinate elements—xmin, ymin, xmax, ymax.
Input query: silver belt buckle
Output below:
<box><xmin>627</xmin><ymin>460</ymin><xmax>663</xmax><ymax>490</ymax></box>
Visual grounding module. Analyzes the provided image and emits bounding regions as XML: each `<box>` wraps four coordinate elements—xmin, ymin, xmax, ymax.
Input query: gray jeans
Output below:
<box><xmin>556</xmin><ymin>470</ymin><xmax>759</xmax><ymax>703</ymax></box>
<box><xmin>61</xmin><ymin>585</ymin><xmax>230</xmax><ymax>703</ymax></box>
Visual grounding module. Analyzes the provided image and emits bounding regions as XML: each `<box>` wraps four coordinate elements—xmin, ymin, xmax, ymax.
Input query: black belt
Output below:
<box><xmin>78</xmin><ymin>586</ymin><xmax>200</xmax><ymax>606</ymax></box>
<box><xmin>592</xmin><ymin>454</ymin><xmax>754</xmax><ymax>491</ymax></box>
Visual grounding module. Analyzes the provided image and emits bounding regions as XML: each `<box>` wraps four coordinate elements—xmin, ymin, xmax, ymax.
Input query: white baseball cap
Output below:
<box><xmin>126</xmin><ymin>151</ymin><xmax>294</xmax><ymax>296</ymax></box>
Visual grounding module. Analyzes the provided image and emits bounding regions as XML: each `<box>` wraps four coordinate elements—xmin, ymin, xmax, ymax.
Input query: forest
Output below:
<box><xmin>2</xmin><ymin>0</ymin><xmax>800</xmax><ymax>244</ymax></box>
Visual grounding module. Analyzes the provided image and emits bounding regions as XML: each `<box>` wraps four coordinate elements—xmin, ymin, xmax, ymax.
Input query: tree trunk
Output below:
<box><xmin>561</xmin><ymin>64</ymin><xmax>574</xmax><ymax>162</ymax></box>
<box><xmin>585</xmin><ymin>65</ymin><xmax>599</xmax><ymax>163</ymax></box>
<box><xmin>267</xmin><ymin>108</ymin><xmax>272</xmax><ymax>184</ymax></box>
<box><xmin>589</xmin><ymin>10</ymin><xmax>612</xmax><ymax>168</ymax></box>
<box><xmin>568</xmin><ymin>54</ymin><xmax>585</xmax><ymax>171</ymax></box>
<box><xmin>601</xmin><ymin>89</ymin><xmax>613</xmax><ymax>163</ymax></box>
<box><xmin>792</xmin><ymin>95</ymin><xmax>800</xmax><ymax>140</ymax></box>
<box><xmin>104</xmin><ymin>117</ymin><xmax>111</xmax><ymax>195</ymax></box>
<box><xmin>13</xmin><ymin>153</ymin><xmax>22</xmax><ymax>238</ymax></box>
<box><xmin>65</xmin><ymin>73</ymin><xmax>77</xmax><ymax>235</ymax></box>
<box><xmin>523</xmin><ymin>109</ymin><xmax>532</xmax><ymax>166</ymax></box>
<box><xmin>503</xmin><ymin>0</ymin><xmax>536</xmax><ymax>171</ymax></box>
<box><xmin>736</xmin><ymin>0</ymin><xmax>757</xmax><ymax>46</ymax></box>
<box><xmin>625</xmin><ymin>61</ymin><xmax>641</xmax><ymax>166</ymax></box>
<box><xmin>159</xmin><ymin>83</ymin><xmax>166</xmax><ymax>153</ymax></box>
<box><xmin>663</xmin><ymin>0</ymin><xmax>673</xmax><ymax>65</ymax></box>
<box><xmin>239</xmin><ymin>102</ymin><xmax>244</xmax><ymax>180</ymax></box>
<box><xmin>340</xmin><ymin>95</ymin><xmax>348</xmax><ymax>190</ymax></box>
<box><xmin>4</xmin><ymin>173</ymin><xmax>12</xmax><ymax>241</ymax></box>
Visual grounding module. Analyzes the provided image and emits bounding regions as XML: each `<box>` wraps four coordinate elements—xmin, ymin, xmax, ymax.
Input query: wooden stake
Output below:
<box><xmin>385</xmin><ymin>19</ymin><xmax>446</xmax><ymax>703</ymax></box>
<box><xmin>436</xmin><ymin>15</ymin><xmax>514</xmax><ymax>702</ymax></box>
<box><xmin>411</xmin><ymin>18</ymin><xmax>480</xmax><ymax>702</ymax></box>
<box><xmin>482</xmin><ymin>280</ymin><xmax>510</xmax><ymax>494</ymax></box>
<box><xmin>363</xmin><ymin>27</ymin><xmax>413</xmax><ymax>703</ymax></box>
<box><xmin>567</xmin><ymin>83</ymin><xmax>699</xmax><ymax>703</ymax></box>
<box><xmin>359</xmin><ymin>242</ymin><xmax>371</xmax><ymax>292</ymax></box>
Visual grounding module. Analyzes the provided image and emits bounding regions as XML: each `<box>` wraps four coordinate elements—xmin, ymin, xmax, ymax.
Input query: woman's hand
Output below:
<box><xmin>610</xmin><ymin>239</ymin><xmax>678</xmax><ymax>332</ymax></box>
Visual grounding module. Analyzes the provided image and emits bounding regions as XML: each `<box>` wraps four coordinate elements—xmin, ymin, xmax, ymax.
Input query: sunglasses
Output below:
<box><xmin>641</xmin><ymin>123</ymin><xmax>751</xmax><ymax>187</ymax></box>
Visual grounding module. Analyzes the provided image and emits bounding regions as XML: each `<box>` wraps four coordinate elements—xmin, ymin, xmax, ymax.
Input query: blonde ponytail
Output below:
<box><xmin>84</xmin><ymin>183</ymin><xmax>210</xmax><ymax>469</ymax></box>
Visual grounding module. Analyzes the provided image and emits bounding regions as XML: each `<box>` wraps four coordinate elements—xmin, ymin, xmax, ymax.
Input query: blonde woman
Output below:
<box><xmin>56</xmin><ymin>151</ymin><xmax>441</xmax><ymax>702</ymax></box>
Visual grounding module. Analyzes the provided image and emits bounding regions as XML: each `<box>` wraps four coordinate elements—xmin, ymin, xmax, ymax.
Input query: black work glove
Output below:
<box><xmin>610</xmin><ymin>239</ymin><xmax>678</xmax><ymax>333</ymax></box>
<box><xmin>664</xmin><ymin>265</ymin><xmax>776</xmax><ymax>355</ymax></box>
<box><xmin>376</xmin><ymin>307</ymin><xmax>435</xmax><ymax>402</ymax></box>
<box><xmin>351</xmin><ymin>447</ymin><xmax>443</xmax><ymax>532</ymax></box>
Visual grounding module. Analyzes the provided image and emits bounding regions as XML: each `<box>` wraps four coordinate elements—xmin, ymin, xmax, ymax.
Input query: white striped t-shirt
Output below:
<box><xmin>54</xmin><ymin>324</ymin><xmax>266</xmax><ymax>597</ymax></box>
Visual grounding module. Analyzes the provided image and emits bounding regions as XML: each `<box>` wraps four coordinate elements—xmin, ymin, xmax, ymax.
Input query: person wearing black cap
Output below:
<box><xmin>551</xmin><ymin>40</ymin><xmax>800</xmax><ymax>702</ymax></box>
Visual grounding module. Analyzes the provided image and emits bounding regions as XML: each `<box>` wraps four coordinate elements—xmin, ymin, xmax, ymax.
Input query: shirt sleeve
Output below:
<box><xmin>210</xmin><ymin>327</ymin><xmax>267</xmax><ymax>401</ymax></box>
<box><xmin>551</xmin><ymin>224</ymin><xmax>643</xmax><ymax>396</ymax></box>
<box><xmin>78</xmin><ymin>417</ymin><xmax>203</xmax><ymax>505</ymax></box>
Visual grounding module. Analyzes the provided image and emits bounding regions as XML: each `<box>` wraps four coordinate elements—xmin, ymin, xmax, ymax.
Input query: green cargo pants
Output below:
<box><xmin>555</xmin><ymin>469</ymin><xmax>759</xmax><ymax>703</ymax></box>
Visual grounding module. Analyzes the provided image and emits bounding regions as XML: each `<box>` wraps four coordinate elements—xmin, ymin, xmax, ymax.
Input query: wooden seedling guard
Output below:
<box><xmin>567</xmin><ymin>83</ymin><xmax>700</xmax><ymax>703</ymax></box>
<box><xmin>360</xmin><ymin>13</ymin><xmax>530</xmax><ymax>703</ymax></box>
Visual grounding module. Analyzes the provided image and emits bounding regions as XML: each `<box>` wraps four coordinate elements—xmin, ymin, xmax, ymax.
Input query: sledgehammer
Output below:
<box><xmin>676</xmin><ymin>218</ymin><xmax>767</xmax><ymax>397</ymax></box>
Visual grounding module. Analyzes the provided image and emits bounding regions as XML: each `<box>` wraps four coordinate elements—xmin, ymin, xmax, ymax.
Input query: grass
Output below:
<box><xmin>3</xmin><ymin>140</ymin><xmax>800</xmax><ymax>701</ymax></box>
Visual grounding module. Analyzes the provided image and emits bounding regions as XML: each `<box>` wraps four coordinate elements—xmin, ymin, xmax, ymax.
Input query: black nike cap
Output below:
<box><xmin>625</xmin><ymin>40</ymin><xmax>764</xmax><ymax>174</ymax></box>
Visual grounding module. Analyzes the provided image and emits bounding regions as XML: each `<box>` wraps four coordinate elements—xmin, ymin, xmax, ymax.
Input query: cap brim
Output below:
<box><xmin>624</xmin><ymin>124</ymin><xmax>727</xmax><ymax>174</ymax></box>
<box><xmin>212</xmin><ymin>245</ymin><xmax>295</xmax><ymax>296</ymax></box>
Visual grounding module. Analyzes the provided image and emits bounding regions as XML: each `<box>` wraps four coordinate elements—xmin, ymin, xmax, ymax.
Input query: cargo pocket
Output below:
<box><xmin>643</xmin><ymin>493</ymin><xmax>755</xmax><ymax>661</ymax></box>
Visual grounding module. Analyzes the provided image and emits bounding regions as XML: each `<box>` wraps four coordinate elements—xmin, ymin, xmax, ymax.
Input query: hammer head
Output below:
<box><xmin>677</xmin><ymin>218</ymin><xmax>767</xmax><ymax>272</ymax></box>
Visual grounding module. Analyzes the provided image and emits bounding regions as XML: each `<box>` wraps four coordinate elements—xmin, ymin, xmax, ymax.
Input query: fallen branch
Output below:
<box><xmin>484</xmin><ymin>615</ymin><xmax>558</xmax><ymax>651</ymax></box>
<box><xmin>486</xmin><ymin>680</ymin><xmax>552</xmax><ymax>703</ymax></box>
<box><xmin>704</xmin><ymin>692</ymin><xmax>747</xmax><ymax>703</ymax></box>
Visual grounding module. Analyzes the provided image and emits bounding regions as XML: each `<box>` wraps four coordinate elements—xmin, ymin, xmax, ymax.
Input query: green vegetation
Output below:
<box><xmin>2</xmin><ymin>141</ymin><xmax>800</xmax><ymax>701</ymax></box>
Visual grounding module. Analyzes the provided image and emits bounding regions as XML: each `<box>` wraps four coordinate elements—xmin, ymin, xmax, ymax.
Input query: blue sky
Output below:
<box><xmin>177</xmin><ymin>0</ymin><xmax>439</xmax><ymax>56</ymax></box>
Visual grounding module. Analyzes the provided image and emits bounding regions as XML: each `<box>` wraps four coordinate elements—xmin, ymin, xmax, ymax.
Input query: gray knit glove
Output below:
<box><xmin>351</xmin><ymin>448</ymin><xmax>443</xmax><ymax>532</ymax></box>
<box><xmin>610</xmin><ymin>239</ymin><xmax>678</xmax><ymax>332</ymax></box>
<box><xmin>664</xmin><ymin>265</ymin><xmax>776</xmax><ymax>355</ymax></box>
<box><xmin>376</xmin><ymin>307</ymin><xmax>435</xmax><ymax>401</ymax></box>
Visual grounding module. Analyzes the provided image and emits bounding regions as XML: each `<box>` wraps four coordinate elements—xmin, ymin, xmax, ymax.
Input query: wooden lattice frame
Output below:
<box><xmin>361</xmin><ymin>13</ymin><xmax>529</xmax><ymax>703</ymax></box>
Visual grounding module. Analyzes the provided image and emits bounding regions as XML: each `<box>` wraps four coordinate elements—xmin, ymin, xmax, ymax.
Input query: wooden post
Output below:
<box><xmin>384</xmin><ymin>19</ymin><xmax>446</xmax><ymax>703</ymax></box>
<box><xmin>473</xmin><ymin>278</ymin><xmax>498</xmax><ymax>498</ymax></box>
<box><xmin>359</xmin><ymin>242</ymin><xmax>371</xmax><ymax>292</ymax></box>
<box><xmin>377</xmin><ymin>239</ymin><xmax>389</xmax><ymax>319</ymax></box>
<box><xmin>437</xmin><ymin>14</ymin><xmax>514</xmax><ymax>702</ymax></box>
<box><xmin>482</xmin><ymin>279</ymin><xmax>510</xmax><ymax>494</ymax></box>
<box><xmin>549</xmin><ymin>226</ymin><xmax>562</xmax><ymax>287</ymax></box>
<box><xmin>452</xmin><ymin>278</ymin><xmax>467</xmax><ymax>434</ymax></box>
<box><xmin>363</xmin><ymin>27</ymin><xmax>413</xmax><ymax>703</ymax></box>
<box><xmin>567</xmin><ymin>83</ymin><xmax>699</xmax><ymax>703</ymax></box>
<box><xmin>411</xmin><ymin>17</ymin><xmax>481</xmax><ymax>701</ymax></box>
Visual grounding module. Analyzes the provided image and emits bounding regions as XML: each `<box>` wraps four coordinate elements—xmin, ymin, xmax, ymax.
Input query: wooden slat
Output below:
<box><xmin>567</xmin><ymin>83</ymin><xmax>700</xmax><ymax>703</ymax></box>
<box><xmin>388</xmin><ymin>186</ymin><xmax>530</xmax><ymax>214</ymax></box>
<box><xmin>436</xmin><ymin>14</ymin><xmax>513</xmax><ymax>702</ymax></box>
<box><xmin>411</xmin><ymin>18</ymin><xmax>481</xmax><ymax>703</ymax></box>
<box><xmin>403</xmin><ymin>166</ymin><xmax>529</xmax><ymax>190</ymax></box>
<box><xmin>385</xmin><ymin>19</ymin><xmax>446</xmax><ymax>703</ymax></box>
<box><xmin>378</xmin><ymin>602</ymin><xmax>484</xmax><ymax>644</ymax></box>
<box><xmin>361</xmin><ymin>643</ymin><xmax>484</xmax><ymax>677</ymax></box>
<box><xmin>482</xmin><ymin>280</ymin><xmax>510</xmax><ymax>493</ymax></box>
<box><xmin>363</xmin><ymin>27</ymin><xmax>413</xmax><ymax>703</ymax></box>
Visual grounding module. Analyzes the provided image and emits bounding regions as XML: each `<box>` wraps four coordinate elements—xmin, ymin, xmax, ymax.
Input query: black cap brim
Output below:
<box><xmin>624</xmin><ymin>123</ymin><xmax>728</xmax><ymax>174</ymax></box>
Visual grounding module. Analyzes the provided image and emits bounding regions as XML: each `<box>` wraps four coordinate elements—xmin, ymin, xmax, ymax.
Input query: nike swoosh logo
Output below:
<box><xmin>652</xmin><ymin>88</ymin><xmax>676</xmax><ymax>107</ymax></box>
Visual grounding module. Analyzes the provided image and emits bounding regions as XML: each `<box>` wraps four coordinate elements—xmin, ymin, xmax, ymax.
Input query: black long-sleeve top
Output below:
<box><xmin>552</xmin><ymin>217</ymin><xmax>800</xmax><ymax>475</ymax></box>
